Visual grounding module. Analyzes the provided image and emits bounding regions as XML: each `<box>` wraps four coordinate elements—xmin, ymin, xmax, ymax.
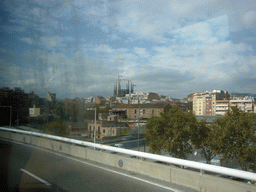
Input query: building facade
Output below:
<box><xmin>111</xmin><ymin>103</ymin><xmax>171</xmax><ymax>119</ymax></box>
<box><xmin>229</xmin><ymin>97</ymin><xmax>254</xmax><ymax>113</ymax></box>
<box><xmin>194</xmin><ymin>91</ymin><xmax>255</xmax><ymax>116</ymax></box>
<box><xmin>193</xmin><ymin>92</ymin><xmax>216</xmax><ymax>116</ymax></box>
<box><xmin>215</xmin><ymin>100</ymin><xmax>229</xmax><ymax>116</ymax></box>
<box><xmin>87</xmin><ymin>120</ymin><xmax>129</xmax><ymax>139</ymax></box>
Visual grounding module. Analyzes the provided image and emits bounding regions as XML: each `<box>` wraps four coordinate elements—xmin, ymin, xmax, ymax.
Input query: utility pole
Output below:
<box><xmin>138</xmin><ymin>106</ymin><xmax>142</xmax><ymax>151</ymax></box>
<box><xmin>94</xmin><ymin>107</ymin><xmax>96</xmax><ymax>145</ymax></box>
<box><xmin>87</xmin><ymin>107</ymin><xmax>97</xmax><ymax>147</ymax></box>
<box><xmin>10</xmin><ymin>106</ymin><xmax>12</xmax><ymax>127</ymax></box>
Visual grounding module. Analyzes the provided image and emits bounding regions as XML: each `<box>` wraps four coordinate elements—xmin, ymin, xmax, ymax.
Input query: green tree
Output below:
<box><xmin>213</xmin><ymin>107</ymin><xmax>256</xmax><ymax>171</ymax></box>
<box><xmin>55</xmin><ymin>101</ymin><xmax>66</xmax><ymax>120</ymax></box>
<box><xmin>146</xmin><ymin>106</ymin><xmax>197</xmax><ymax>159</ymax></box>
<box><xmin>145</xmin><ymin>116</ymin><xmax>165</xmax><ymax>154</ymax></box>
<box><xmin>191</xmin><ymin>120</ymin><xmax>217</xmax><ymax>164</ymax></box>
<box><xmin>44</xmin><ymin>119</ymin><xmax>68</xmax><ymax>136</ymax></box>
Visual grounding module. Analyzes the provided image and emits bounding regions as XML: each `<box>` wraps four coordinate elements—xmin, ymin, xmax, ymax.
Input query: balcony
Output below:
<box><xmin>216</xmin><ymin>107</ymin><xmax>228</xmax><ymax>110</ymax></box>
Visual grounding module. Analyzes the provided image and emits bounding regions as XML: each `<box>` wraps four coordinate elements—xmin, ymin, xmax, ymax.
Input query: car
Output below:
<box><xmin>114</xmin><ymin>144</ymin><xmax>124</xmax><ymax>148</ymax></box>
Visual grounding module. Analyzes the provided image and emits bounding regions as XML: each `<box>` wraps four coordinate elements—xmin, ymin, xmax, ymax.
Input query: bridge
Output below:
<box><xmin>0</xmin><ymin>127</ymin><xmax>255</xmax><ymax>192</ymax></box>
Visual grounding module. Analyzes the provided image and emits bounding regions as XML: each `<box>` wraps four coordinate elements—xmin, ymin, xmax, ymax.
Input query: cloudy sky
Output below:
<box><xmin>1</xmin><ymin>0</ymin><xmax>256</xmax><ymax>99</ymax></box>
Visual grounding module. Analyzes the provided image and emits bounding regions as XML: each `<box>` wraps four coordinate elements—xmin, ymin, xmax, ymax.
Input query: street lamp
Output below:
<box><xmin>138</xmin><ymin>106</ymin><xmax>142</xmax><ymax>151</ymax></box>
<box><xmin>87</xmin><ymin>107</ymin><xmax>97</xmax><ymax>144</ymax></box>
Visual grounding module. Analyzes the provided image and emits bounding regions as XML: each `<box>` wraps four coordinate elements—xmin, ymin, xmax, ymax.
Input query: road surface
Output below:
<box><xmin>0</xmin><ymin>138</ymin><xmax>197</xmax><ymax>192</ymax></box>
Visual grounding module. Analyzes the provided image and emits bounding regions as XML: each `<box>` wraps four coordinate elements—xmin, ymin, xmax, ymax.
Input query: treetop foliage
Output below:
<box><xmin>44</xmin><ymin>119</ymin><xmax>68</xmax><ymax>136</ymax></box>
<box><xmin>145</xmin><ymin>106</ymin><xmax>256</xmax><ymax>172</ymax></box>
<box><xmin>146</xmin><ymin>106</ymin><xmax>197</xmax><ymax>159</ymax></box>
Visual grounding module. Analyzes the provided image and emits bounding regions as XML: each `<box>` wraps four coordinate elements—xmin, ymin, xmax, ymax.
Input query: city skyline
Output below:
<box><xmin>1</xmin><ymin>0</ymin><xmax>256</xmax><ymax>99</ymax></box>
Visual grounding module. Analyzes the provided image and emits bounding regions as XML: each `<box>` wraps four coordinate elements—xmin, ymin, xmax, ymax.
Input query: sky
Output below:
<box><xmin>0</xmin><ymin>0</ymin><xmax>256</xmax><ymax>99</ymax></box>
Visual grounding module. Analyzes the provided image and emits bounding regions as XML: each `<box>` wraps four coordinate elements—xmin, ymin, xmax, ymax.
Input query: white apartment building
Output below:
<box><xmin>202</xmin><ymin>95</ymin><xmax>254</xmax><ymax>116</ymax></box>
<box><xmin>124</xmin><ymin>92</ymin><xmax>148</xmax><ymax>104</ymax></box>
<box><xmin>216</xmin><ymin>100</ymin><xmax>229</xmax><ymax>116</ymax></box>
<box><xmin>229</xmin><ymin>96</ymin><xmax>254</xmax><ymax>113</ymax></box>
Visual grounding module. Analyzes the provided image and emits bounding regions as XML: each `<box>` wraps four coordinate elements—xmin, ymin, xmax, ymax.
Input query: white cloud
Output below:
<box><xmin>243</xmin><ymin>11</ymin><xmax>256</xmax><ymax>28</ymax></box>
<box><xmin>21</xmin><ymin>38</ymin><xmax>35</xmax><ymax>44</ymax></box>
<box><xmin>1</xmin><ymin>0</ymin><xmax>256</xmax><ymax>98</ymax></box>
<box><xmin>93</xmin><ymin>44</ymin><xmax>115</xmax><ymax>53</ymax></box>
<box><xmin>133</xmin><ymin>47</ymin><xmax>150</xmax><ymax>58</ymax></box>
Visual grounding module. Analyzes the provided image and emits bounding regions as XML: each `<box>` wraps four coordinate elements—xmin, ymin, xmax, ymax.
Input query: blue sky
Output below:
<box><xmin>1</xmin><ymin>0</ymin><xmax>256</xmax><ymax>99</ymax></box>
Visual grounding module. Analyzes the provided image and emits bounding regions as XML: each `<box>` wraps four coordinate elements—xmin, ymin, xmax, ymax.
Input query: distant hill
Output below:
<box><xmin>231</xmin><ymin>92</ymin><xmax>256</xmax><ymax>98</ymax></box>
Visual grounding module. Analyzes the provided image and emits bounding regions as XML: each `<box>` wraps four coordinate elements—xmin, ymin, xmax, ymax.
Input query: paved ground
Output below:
<box><xmin>0</xmin><ymin>139</ymin><xmax>198</xmax><ymax>192</ymax></box>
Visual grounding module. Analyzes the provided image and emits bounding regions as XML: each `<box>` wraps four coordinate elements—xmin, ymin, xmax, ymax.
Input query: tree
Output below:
<box><xmin>44</xmin><ymin>119</ymin><xmax>68</xmax><ymax>136</ymax></box>
<box><xmin>213</xmin><ymin>107</ymin><xmax>256</xmax><ymax>171</ymax></box>
<box><xmin>145</xmin><ymin>116</ymin><xmax>165</xmax><ymax>154</ymax></box>
<box><xmin>191</xmin><ymin>120</ymin><xmax>217</xmax><ymax>164</ymax></box>
<box><xmin>55</xmin><ymin>101</ymin><xmax>66</xmax><ymax>120</ymax></box>
<box><xmin>145</xmin><ymin>106</ymin><xmax>197</xmax><ymax>159</ymax></box>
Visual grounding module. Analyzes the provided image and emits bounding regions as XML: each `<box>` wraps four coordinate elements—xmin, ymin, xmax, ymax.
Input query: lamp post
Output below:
<box><xmin>138</xmin><ymin>106</ymin><xmax>142</xmax><ymax>151</ymax></box>
<box><xmin>87</xmin><ymin>107</ymin><xmax>97</xmax><ymax>144</ymax></box>
<box><xmin>94</xmin><ymin>107</ymin><xmax>96</xmax><ymax>144</ymax></box>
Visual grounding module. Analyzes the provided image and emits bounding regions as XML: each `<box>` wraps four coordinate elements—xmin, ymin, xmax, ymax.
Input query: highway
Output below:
<box><xmin>0</xmin><ymin>139</ymin><xmax>197</xmax><ymax>192</ymax></box>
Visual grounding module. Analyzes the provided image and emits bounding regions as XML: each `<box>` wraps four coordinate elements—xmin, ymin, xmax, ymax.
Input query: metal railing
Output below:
<box><xmin>0</xmin><ymin>127</ymin><xmax>256</xmax><ymax>182</ymax></box>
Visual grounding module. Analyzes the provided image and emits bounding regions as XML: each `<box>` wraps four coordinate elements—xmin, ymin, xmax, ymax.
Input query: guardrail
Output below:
<box><xmin>1</xmin><ymin>127</ymin><xmax>256</xmax><ymax>182</ymax></box>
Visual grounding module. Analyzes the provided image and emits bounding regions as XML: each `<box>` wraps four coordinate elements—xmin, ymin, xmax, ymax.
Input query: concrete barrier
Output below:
<box><xmin>11</xmin><ymin>132</ymin><xmax>31</xmax><ymax>144</ymax></box>
<box><xmin>1</xmin><ymin>129</ymin><xmax>256</xmax><ymax>192</ymax></box>
<box><xmin>171</xmin><ymin>167</ymin><xmax>201</xmax><ymax>190</ymax></box>
<box><xmin>199</xmin><ymin>173</ymin><xmax>256</xmax><ymax>192</ymax></box>
<box><xmin>70</xmin><ymin>144</ymin><xmax>87</xmax><ymax>159</ymax></box>
<box><xmin>140</xmin><ymin>161</ymin><xmax>171</xmax><ymax>181</ymax></box>
<box><xmin>0</xmin><ymin>130</ymin><xmax>11</xmax><ymax>139</ymax></box>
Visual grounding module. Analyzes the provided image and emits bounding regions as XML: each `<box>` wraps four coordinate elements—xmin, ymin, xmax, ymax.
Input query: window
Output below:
<box><xmin>103</xmin><ymin>129</ymin><xmax>105</xmax><ymax>133</ymax></box>
<box><xmin>1</xmin><ymin>0</ymin><xmax>254</xmax><ymax>186</ymax></box>
<box><xmin>143</xmin><ymin>109</ymin><xmax>145</xmax><ymax>114</ymax></box>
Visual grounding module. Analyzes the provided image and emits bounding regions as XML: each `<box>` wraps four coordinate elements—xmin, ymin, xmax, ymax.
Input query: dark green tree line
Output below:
<box><xmin>44</xmin><ymin>119</ymin><xmax>68</xmax><ymax>136</ymax></box>
<box><xmin>146</xmin><ymin>106</ymin><xmax>197</xmax><ymax>159</ymax></box>
<box><xmin>145</xmin><ymin>106</ymin><xmax>256</xmax><ymax>172</ymax></box>
<box><xmin>212</xmin><ymin>107</ymin><xmax>256</xmax><ymax>171</ymax></box>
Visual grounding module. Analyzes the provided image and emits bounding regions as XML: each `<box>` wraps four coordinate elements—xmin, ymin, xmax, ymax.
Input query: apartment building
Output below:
<box><xmin>202</xmin><ymin>95</ymin><xmax>254</xmax><ymax>116</ymax></box>
<box><xmin>193</xmin><ymin>91</ymin><xmax>216</xmax><ymax>116</ymax></box>
<box><xmin>88</xmin><ymin>120</ymin><xmax>129</xmax><ymax>139</ymax></box>
<box><xmin>111</xmin><ymin>103</ymin><xmax>171</xmax><ymax>119</ymax></box>
<box><xmin>229</xmin><ymin>96</ymin><xmax>254</xmax><ymax>113</ymax></box>
<box><xmin>216</xmin><ymin>100</ymin><xmax>229</xmax><ymax>116</ymax></box>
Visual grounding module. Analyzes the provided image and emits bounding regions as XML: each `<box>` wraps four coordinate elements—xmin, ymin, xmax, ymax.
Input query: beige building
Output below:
<box><xmin>29</xmin><ymin>107</ymin><xmax>41</xmax><ymax>117</ymax></box>
<box><xmin>93</xmin><ymin>96</ymin><xmax>106</xmax><ymax>104</ymax></box>
<box><xmin>45</xmin><ymin>92</ymin><xmax>56</xmax><ymax>102</ymax></box>
<box><xmin>193</xmin><ymin>92</ymin><xmax>216</xmax><ymax>116</ymax></box>
<box><xmin>88</xmin><ymin>120</ymin><xmax>129</xmax><ymax>139</ymax></box>
<box><xmin>111</xmin><ymin>103</ymin><xmax>171</xmax><ymax>119</ymax></box>
<box><xmin>195</xmin><ymin>94</ymin><xmax>255</xmax><ymax>116</ymax></box>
